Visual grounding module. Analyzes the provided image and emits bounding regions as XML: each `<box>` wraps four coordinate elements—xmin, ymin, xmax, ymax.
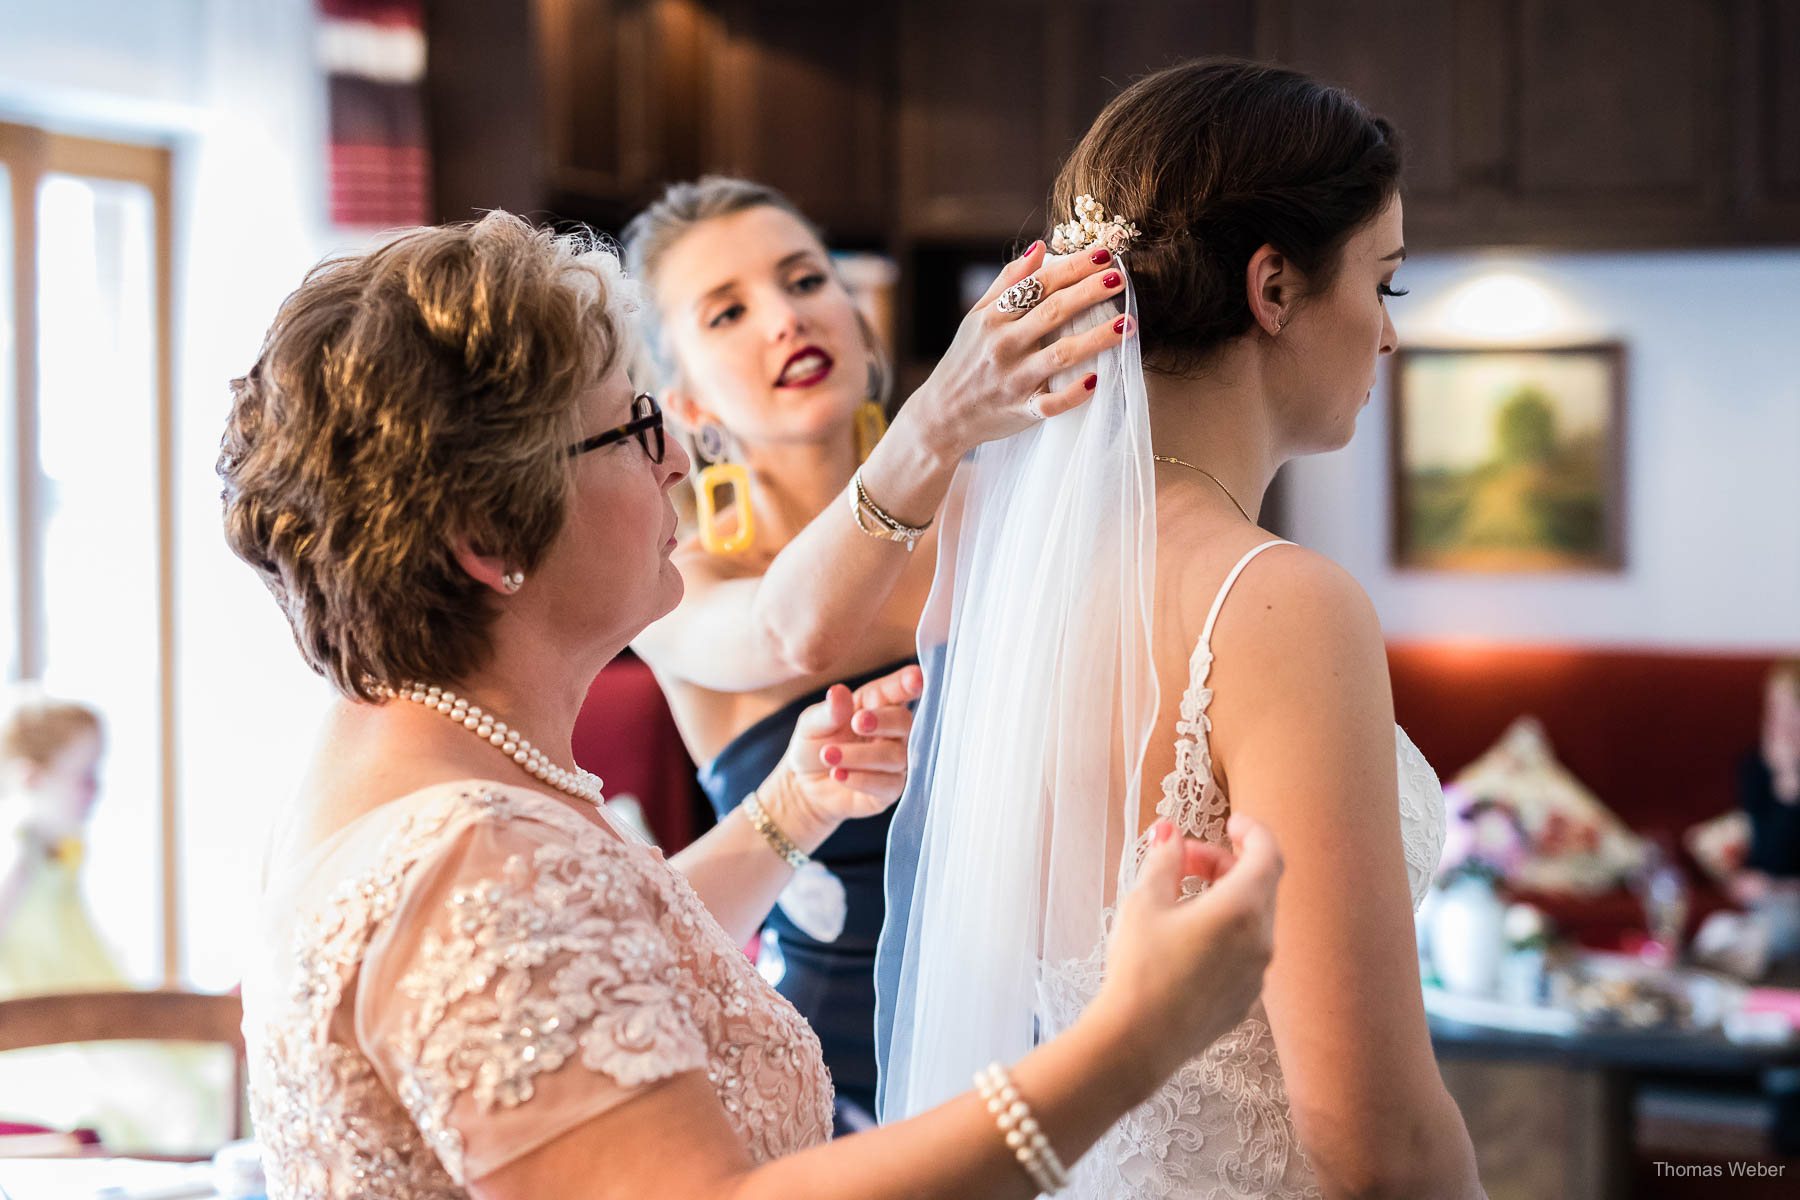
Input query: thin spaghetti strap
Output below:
<box><xmin>1199</xmin><ymin>539</ymin><xmax>1295</xmax><ymax>647</ymax></box>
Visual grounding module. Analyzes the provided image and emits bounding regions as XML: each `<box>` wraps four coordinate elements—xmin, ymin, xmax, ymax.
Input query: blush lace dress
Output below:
<box><xmin>240</xmin><ymin>783</ymin><xmax>834</xmax><ymax>1198</ymax></box>
<box><xmin>1041</xmin><ymin>540</ymin><xmax>1448</xmax><ymax>1199</ymax></box>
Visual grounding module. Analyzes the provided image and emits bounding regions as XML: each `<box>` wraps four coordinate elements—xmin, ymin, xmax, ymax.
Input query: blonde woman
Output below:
<box><xmin>227</xmin><ymin>211</ymin><xmax>1283</xmax><ymax>1199</ymax></box>
<box><xmin>624</xmin><ymin>177</ymin><xmax>1128</xmax><ymax>1125</ymax></box>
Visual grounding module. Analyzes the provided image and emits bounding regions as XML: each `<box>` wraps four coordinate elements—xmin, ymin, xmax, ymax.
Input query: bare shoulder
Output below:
<box><xmin>1204</xmin><ymin>543</ymin><xmax>1390</xmax><ymax>710</ymax></box>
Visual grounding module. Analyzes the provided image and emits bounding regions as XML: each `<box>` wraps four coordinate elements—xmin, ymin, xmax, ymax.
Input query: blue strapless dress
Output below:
<box><xmin>697</xmin><ymin>659</ymin><xmax>915</xmax><ymax>1130</ymax></box>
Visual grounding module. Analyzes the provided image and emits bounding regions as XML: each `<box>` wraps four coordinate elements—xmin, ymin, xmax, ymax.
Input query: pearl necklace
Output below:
<box><xmin>379</xmin><ymin>683</ymin><xmax>605</xmax><ymax>806</ymax></box>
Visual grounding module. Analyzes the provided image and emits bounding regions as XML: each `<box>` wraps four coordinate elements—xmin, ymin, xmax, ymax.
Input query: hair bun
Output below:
<box><xmin>1050</xmin><ymin>58</ymin><xmax>1401</xmax><ymax>374</ymax></box>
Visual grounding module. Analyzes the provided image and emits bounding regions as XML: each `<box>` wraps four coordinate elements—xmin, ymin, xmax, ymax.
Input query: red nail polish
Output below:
<box><xmin>1021</xmin><ymin>239</ymin><xmax>1042</xmax><ymax>259</ymax></box>
<box><xmin>823</xmin><ymin>745</ymin><xmax>842</xmax><ymax>766</ymax></box>
<box><xmin>1113</xmin><ymin>316</ymin><xmax>1130</xmax><ymax>335</ymax></box>
<box><xmin>1102</xmin><ymin>271</ymin><xmax>1122</xmax><ymax>288</ymax></box>
<box><xmin>832</xmin><ymin>767</ymin><xmax>849</xmax><ymax>783</ymax></box>
<box><xmin>1090</xmin><ymin>248</ymin><xmax>1111</xmax><ymax>265</ymax></box>
<box><xmin>854</xmin><ymin>713</ymin><xmax>875</xmax><ymax>733</ymax></box>
<box><xmin>1083</xmin><ymin>373</ymin><xmax>1097</xmax><ymax>391</ymax></box>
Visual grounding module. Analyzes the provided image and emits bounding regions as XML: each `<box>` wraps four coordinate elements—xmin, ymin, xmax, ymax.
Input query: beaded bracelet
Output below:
<box><xmin>974</xmin><ymin>1062</ymin><xmax>1070</xmax><ymax>1194</ymax></box>
<box><xmin>741</xmin><ymin>788</ymin><xmax>811</xmax><ymax>870</ymax></box>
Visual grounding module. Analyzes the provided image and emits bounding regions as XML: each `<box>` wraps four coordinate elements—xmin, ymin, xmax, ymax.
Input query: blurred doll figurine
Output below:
<box><xmin>0</xmin><ymin>693</ymin><xmax>116</xmax><ymax>994</ymax></box>
<box><xmin>0</xmin><ymin>690</ymin><xmax>228</xmax><ymax>1153</ymax></box>
<box><xmin>1730</xmin><ymin>661</ymin><xmax>1800</xmax><ymax>959</ymax></box>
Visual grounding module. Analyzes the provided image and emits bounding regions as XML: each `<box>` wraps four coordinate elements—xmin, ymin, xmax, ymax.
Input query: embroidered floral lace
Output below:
<box><xmin>1040</xmin><ymin>548</ymin><xmax>1448</xmax><ymax>1199</ymax></box>
<box><xmin>240</xmin><ymin>784</ymin><xmax>833</xmax><ymax>1198</ymax></box>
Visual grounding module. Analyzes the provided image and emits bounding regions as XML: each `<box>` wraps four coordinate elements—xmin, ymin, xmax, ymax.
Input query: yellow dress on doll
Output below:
<box><xmin>0</xmin><ymin>832</ymin><xmax>232</xmax><ymax>1153</ymax></box>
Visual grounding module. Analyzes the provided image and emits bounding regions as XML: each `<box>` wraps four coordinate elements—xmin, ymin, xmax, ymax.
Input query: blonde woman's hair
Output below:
<box><xmin>219</xmin><ymin>211</ymin><xmax>641</xmax><ymax>700</ymax></box>
<box><xmin>622</xmin><ymin>175</ymin><xmax>890</xmax><ymax>409</ymax></box>
<box><xmin>1</xmin><ymin>689</ymin><xmax>101</xmax><ymax>768</ymax></box>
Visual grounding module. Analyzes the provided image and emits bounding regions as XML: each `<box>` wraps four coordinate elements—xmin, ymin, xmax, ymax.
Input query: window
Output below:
<box><xmin>0</xmin><ymin>123</ymin><xmax>175</xmax><ymax>984</ymax></box>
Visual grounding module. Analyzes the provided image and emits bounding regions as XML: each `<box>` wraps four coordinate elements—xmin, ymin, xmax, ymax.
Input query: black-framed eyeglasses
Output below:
<box><xmin>567</xmin><ymin>392</ymin><xmax>665</xmax><ymax>463</ymax></box>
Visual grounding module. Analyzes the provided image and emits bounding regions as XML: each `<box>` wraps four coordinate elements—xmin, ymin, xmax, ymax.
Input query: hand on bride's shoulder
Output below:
<box><xmin>1093</xmin><ymin>814</ymin><xmax>1283</xmax><ymax>1084</ymax></box>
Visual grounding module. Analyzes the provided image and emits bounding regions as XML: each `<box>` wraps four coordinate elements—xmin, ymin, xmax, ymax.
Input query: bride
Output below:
<box><xmin>877</xmin><ymin>59</ymin><xmax>1487</xmax><ymax>1198</ymax></box>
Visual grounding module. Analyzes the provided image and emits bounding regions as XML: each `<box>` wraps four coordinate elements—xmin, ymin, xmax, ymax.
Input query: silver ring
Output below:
<box><xmin>995</xmin><ymin>276</ymin><xmax>1045</xmax><ymax>316</ymax></box>
<box><xmin>1024</xmin><ymin>392</ymin><xmax>1045</xmax><ymax>421</ymax></box>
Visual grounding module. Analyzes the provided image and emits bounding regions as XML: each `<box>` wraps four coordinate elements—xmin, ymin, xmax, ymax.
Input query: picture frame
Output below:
<box><xmin>1389</xmin><ymin>343</ymin><xmax>1627</xmax><ymax>572</ymax></box>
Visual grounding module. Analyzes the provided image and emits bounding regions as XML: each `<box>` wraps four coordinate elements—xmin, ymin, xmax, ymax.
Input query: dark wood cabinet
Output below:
<box><xmin>1256</xmin><ymin>0</ymin><xmax>1469</xmax><ymax>212</ymax></box>
<box><xmin>895</xmin><ymin>0</ymin><xmax>1256</xmax><ymax>242</ymax></box>
<box><xmin>895</xmin><ymin>1</ymin><xmax>1067</xmax><ymax>240</ymax></box>
<box><xmin>428</xmin><ymin>0</ymin><xmax>1800</xmax><ymax>248</ymax></box>
<box><xmin>1508</xmin><ymin>0</ymin><xmax>1732</xmax><ymax>245</ymax></box>
<box><xmin>703</xmin><ymin>1</ymin><xmax>895</xmax><ymax>239</ymax></box>
<box><xmin>1258</xmin><ymin>0</ymin><xmax>1770</xmax><ymax>249</ymax></box>
<box><xmin>1734</xmin><ymin>0</ymin><xmax>1800</xmax><ymax>239</ymax></box>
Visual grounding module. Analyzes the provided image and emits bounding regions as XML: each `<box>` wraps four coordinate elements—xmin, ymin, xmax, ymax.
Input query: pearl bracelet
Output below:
<box><xmin>741</xmin><ymin>788</ymin><xmax>811</xmax><ymax>870</ymax></box>
<box><xmin>974</xmin><ymin>1062</ymin><xmax>1070</xmax><ymax>1195</ymax></box>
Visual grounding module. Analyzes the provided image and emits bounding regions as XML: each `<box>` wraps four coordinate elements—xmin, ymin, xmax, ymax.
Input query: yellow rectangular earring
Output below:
<box><xmin>696</xmin><ymin>462</ymin><xmax>754</xmax><ymax>554</ymax></box>
<box><xmin>855</xmin><ymin>400</ymin><xmax>888</xmax><ymax>461</ymax></box>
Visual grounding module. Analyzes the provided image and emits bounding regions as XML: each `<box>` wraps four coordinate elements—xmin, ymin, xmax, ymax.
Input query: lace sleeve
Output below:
<box><xmin>354</xmin><ymin>804</ymin><xmax>710</xmax><ymax>1184</ymax></box>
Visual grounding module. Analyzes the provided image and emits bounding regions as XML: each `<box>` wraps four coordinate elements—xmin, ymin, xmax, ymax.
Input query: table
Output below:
<box><xmin>1431</xmin><ymin>1016</ymin><xmax>1800</xmax><ymax>1200</ymax></box>
<box><xmin>0</xmin><ymin>1157</ymin><xmax>221</xmax><ymax>1200</ymax></box>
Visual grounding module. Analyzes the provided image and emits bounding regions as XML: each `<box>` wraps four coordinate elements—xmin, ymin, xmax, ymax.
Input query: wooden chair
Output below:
<box><xmin>0</xmin><ymin>989</ymin><xmax>247</xmax><ymax>1144</ymax></box>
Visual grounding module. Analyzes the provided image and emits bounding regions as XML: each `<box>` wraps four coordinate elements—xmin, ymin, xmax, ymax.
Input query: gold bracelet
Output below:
<box><xmin>975</xmin><ymin>1062</ymin><xmax>1070</xmax><ymax>1193</ymax></box>
<box><xmin>847</xmin><ymin>468</ymin><xmax>931</xmax><ymax>551</ymax></box>
<box><xmin>740</xmin><ymin>788</ymin><xmax>811</xmax><ymax>870</ymax></box>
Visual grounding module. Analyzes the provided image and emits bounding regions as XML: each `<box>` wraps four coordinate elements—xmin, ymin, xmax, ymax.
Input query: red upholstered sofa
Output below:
<box><xmin>573</xmin><ymin>643</ymin><xmax>1787</xmax><ymax>945</ymax></box>
<box><xmin>571</xmin><ymin>652</ymin><xmax>702</xmax><ymax>850</ymax></box>
<box><xmin>1387</xmin><ymin>642</ymin><xmax>1785</xmax><ymax>949</ymax></box>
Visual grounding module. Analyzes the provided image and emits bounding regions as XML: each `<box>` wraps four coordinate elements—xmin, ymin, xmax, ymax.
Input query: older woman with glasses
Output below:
<box><xmin>228</xmin><ymin>211</ymin><xmax>1282</xmax><ymax>1200</ymax></box>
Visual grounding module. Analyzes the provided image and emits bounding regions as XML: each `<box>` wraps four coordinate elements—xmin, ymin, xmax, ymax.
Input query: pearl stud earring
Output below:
<box><xmin>502</xmin><ymin>570</ymin><xmax>525</xmax><ymax>592</ymax></box>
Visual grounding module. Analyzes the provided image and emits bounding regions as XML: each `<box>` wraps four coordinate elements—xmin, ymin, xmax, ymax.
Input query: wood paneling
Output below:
<box><xmin>705</xmin><ymin>1</ymin><xmax>893</xmax><ymax>237</ymax></box>
<box><xmin>424</xmin><ymin>0</ymin><xmax>543</xmax><ymax>221</ymax></box>
<box><xmin>1258</xmin><ymin>0</ymin><xmax>1463</xmax><ymax>202</ymax></box>
<box><xmin>1510</xmin><ymin>0</ymin><xmax>1729</xmax><ymax>241</ymax></box>
<box><xmin>537</xmin><ymin>0</ymin><xmax>663</xmax><ymax>198</ymax></box>
<box><xmin>428</xmin><ymin>0</ymin><xmax>1800</xmax><ymax>250</ymax></box>
<box><xmin>1079</xmin><ymin>0</ymin><xmax>1257</xmax><ymax>122</ymax></box>
<box><xmin>897</xmin><ymin>1</ymin><xmax>1066</xmax><ymax>239</ymax></box>
<box><xmin>1736</xmin><ymin>0</ymin><xmax>1800</xmax><ymax>236</ymax></box>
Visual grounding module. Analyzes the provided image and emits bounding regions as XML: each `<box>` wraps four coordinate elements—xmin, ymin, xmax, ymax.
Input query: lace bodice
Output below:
<box><xmin>1042</xmin><ymin>541</ymin><xmax>1447</xmax><ymax>1199</ymax></box>
<box><xmin>240</xmin><ymin>783</ymin><xmax>833</xmax><ymax>1198</ymax></box>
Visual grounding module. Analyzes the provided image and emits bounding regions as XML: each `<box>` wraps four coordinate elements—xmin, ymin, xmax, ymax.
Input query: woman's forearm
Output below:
<box><xmin>724</xmin><ymin>1002</ymin><xmax>1155</xmax><ymax>1200</ymax></box>
<box><xmin>668</xmin><ymin>770</ymin><xmax>837</xmax><ymax>944</ymax></box>
<box><xmin>745</xmin><ymin>403</ymin><xmax>958</xmax><ymax>676</ymax></box>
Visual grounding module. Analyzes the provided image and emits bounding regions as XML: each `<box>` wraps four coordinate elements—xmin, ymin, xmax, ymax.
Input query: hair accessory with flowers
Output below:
<box><xmin>1049</xmin><ymin>194</ymin><xmax>1140</xmax><ymax>255</ymax></box>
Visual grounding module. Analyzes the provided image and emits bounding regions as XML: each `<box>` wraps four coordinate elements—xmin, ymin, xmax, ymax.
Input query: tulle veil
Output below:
<box><xmin>874</xmin><ymin>263</ymin><xmax>1159</xmax><ymax>1119</ymax></box>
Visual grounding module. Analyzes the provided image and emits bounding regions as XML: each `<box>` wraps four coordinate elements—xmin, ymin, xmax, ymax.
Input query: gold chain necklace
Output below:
<box><xmin>1152</xmin><ymin>456</ymin><xmax>1252</xmax><ymax>523</ymax></box>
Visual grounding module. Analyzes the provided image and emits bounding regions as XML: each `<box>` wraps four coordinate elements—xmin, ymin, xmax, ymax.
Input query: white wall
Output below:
<box><xmin>1284</xmin><ymin>248</ymin><xmax>1800</xmax><ymax>652</ymax></box>
<box><xmin>2</xmin><ymin>0</ymin><xmax>342</xmax><ymax>988</ymax></box>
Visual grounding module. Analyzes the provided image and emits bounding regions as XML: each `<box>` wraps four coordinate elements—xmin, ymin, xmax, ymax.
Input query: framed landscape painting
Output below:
<box><xmin>1390</xmin><ymin>344</ymin><xmax>1626</xmax><ymax>571</ymax></box>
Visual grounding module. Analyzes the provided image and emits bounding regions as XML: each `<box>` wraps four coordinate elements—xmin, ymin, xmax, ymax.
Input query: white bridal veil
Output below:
<box><xmin>875</xmin><ymin>263</ymin><xmax>1160</xmax><ymax>1118</ymax></box>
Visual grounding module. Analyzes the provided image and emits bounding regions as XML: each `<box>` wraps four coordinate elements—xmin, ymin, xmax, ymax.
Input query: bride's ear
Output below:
<box><xmin>1245</xmin><ymin>245</ymin><xmax>1293</xmax><ymax>336</ymax></box>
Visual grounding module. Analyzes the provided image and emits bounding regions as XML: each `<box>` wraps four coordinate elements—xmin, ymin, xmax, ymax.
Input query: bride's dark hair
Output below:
<box><xmin>1052</xmin><ymin>57</ymin><xmax>1402</xmax><ymax>374</ymax></box>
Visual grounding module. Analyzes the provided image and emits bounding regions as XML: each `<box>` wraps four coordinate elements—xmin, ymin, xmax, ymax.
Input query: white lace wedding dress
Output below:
<box><xmin>1041</xmin><ymin>540</ymin><xmax>1448</xmax><ymax>1199</ymax></box>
